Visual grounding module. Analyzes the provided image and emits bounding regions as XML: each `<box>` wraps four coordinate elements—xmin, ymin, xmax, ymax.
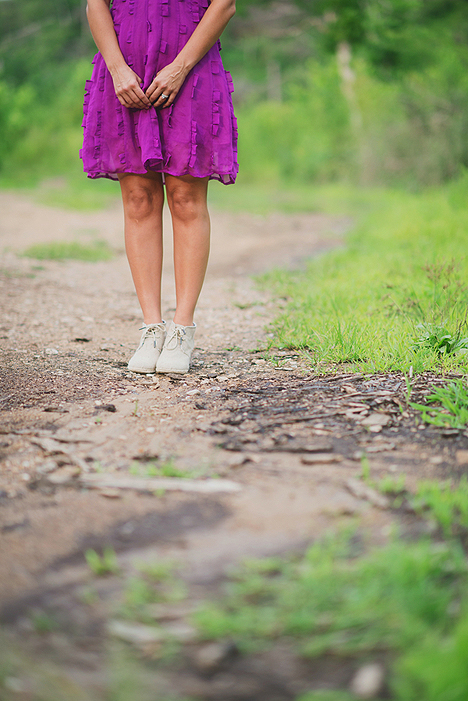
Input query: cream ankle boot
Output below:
<box><xmin>156</xmin><ymin>321</ymin><xmax>196</xmax><ymax>374</ymax></box>
<box><xmin>127</xmin><ymin>322</ymin><xmax>166</xmax><ymax>374</ymax></box>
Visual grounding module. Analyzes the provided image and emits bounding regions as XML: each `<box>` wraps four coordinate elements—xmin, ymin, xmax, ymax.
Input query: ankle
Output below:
<box><xmin>173</xmin><ymin>316</ymin><xmax>194</xmax><ymax>327</ymax></box>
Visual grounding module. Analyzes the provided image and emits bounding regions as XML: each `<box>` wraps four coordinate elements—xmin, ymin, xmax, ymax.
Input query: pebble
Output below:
<box><xmin>227</xmin><ymin>453</ymin><xmax>258</xmax><ymax>467</ymax></box>
<box><xmin>4</xmin><ymin>678</ymin><xmax>26</xmax><ymax>693</ymax></box>
<box><xmin>99</xmin><ymin>488</ymin><xmax>121</xmax><ymax>499</ymax></box>
<box><xmin>193</xmin><ymin>640</ymin><xmax>237</xmax><ymax>673</ymax></box>
<box><xmin>107</xmin><ymin>620</ymin><xmax>163</xmax><ymax>646</ymax></box>
<box><xmin>46</xmin><ymin>466</ymin><xmax>80</xmax><ymax>485</ymax></box>
<box><xmin>345</xmin><ymin>478</ymin><xmax>390</xmax><ymax>509</ymax></box>
<box><xmin>301</xmin><ymin>453</ymin><xmax>343</xmax><ymax>465</ymax></box>
<box><xmin>44</xmin><ymin>348</ymin><xmax>59</xmax><ymax>355</ymax></box>
<box><xmin>36</xmin><ymin>460</ymin><xmax>58</xmax><ymax>475</ymax></box>
<box><xmin>350</xmin><ymin>663</ymin><xmax>385</xmax><ymax>698</ymax></box>
<box><xmin>361</xmin><ymin>413</ymin><xmax>391</xmax><ymax>427</ymax></box>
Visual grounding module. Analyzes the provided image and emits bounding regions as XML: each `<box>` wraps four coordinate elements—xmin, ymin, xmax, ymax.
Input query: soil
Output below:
<box><xmin>1</xmin><ymin>189</ymin><xmax>467</xmax><ymax>700</ymax></box>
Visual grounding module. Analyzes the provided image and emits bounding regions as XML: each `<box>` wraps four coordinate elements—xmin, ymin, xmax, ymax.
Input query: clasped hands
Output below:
<box><xmin>111</xmin><ymin>61</ymin><xmax>188</xmax><ymax>110</ymax></box>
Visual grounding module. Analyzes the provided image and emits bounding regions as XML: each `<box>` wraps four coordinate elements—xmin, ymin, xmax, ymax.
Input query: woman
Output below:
<box><xmin>81</xmin><ymin>0</ymin><xmax>238</xmax><ymax>374</ymax></box>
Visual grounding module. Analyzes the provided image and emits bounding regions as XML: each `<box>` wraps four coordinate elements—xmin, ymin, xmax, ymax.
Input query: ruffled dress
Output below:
<box><xmin>80</xmin><ymin>0</ymin><xmax>238</xmax><ymax>184</ymax></box>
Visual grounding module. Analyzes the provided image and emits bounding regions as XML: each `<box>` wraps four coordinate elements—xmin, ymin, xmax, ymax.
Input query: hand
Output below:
<box><xmin>111</xmin><ymin>64</ymin><xmax>152</xmax><ymax>109</ymax></box>
<box><xmin>145</xmin><ymin>60</ymin><xmax>189</xmax><ymax>109</ymax></box>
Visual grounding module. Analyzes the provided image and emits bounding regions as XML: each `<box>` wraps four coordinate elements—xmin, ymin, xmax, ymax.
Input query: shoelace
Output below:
<box><xmin>165</xmin><ymin>325</ymin><xmax>186</xmax><ymax>351</ymax></box>
<box><xmin>139</xmin><ymin>324</ymin><xmax>162</xmax><ymax>349</ymax></box>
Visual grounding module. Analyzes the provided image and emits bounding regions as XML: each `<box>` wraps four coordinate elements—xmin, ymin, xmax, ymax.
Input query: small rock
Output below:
<box><xmin>99</xmin><ymin>489</ymin><xmax>121</xmax><ymax>499</ymax></box>
<box><xmin>187</xmin><ymin>389</ymin><xmax>200</xmax><ymax>396</ymax></box>
<box><xmin>345</xmin><ymin>478</ymin><xmax>390</xmax><ymax>509</ymax></box>
<box><xmin>301</xmin><ymin>453</ymin><xmax>343</xmax><ymax>465</ymax></box>
<box><xmin>46</xmin><ymin>466</ymin><xmax>80</xmax><ymax>485</ymax></box>
<box><xmin>350</xmin><ymin>663</ymin><xmax>385</xmax><ymax>698</ymax></box>
<box><xmin>2</xmin><ymin>518</ymin><xmax>30</xmax><ymax>533</ymax></box>
<box><xmin>4</xmin><ymin>677</ymin><xmax>26</xmax><ymax>693</ymax></box>
<box><xmin>361</xmin><ymin>413</ymin><xmax>391</xmax><ymax>427</ymax></box>
<box><xmin>162</xmin><ymin>621</ymin><xmax>197</xmax><ymax>642</ymax></box>
<box><xmin>107</xmin><ymin>620</ymin><xmax>163</xmax><ymax>646</ymax></box>
<box><xmin>145</xmin><ymin>427</ymin><xmax>156</xmax><ymax>433</ymax></box>
<box><xmin>442</xmin><ymin>428</ymin><xmax>459</xmax><ymax>437</ymax></box>
<box><xmin>227</xmin><ymin>454</ymin><xmax>258</xmax><ymax>467</ymax></box>
<box><xmin>44</xmin><ymin>348</ymin><xmax>59</xmax><ymax>355</ymax></box>
<box><xmin>366</xmin><ymin>442</ymin><xmax>395</xmax><ymax>453</ymax></box>
<box><xmin>193</xmin><ymin>640</ymin><xmax>238</xmax><ymax>673</ymax></box>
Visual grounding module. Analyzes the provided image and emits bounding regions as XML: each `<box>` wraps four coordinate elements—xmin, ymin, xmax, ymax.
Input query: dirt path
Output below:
<box><xmin>1</xmin><ymin>190</ymin><xmax>467</xmax><ymax>699</ymax></box>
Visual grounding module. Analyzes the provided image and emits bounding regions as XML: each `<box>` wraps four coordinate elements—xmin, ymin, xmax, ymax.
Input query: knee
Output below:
<box><xmin>168</xmin><ymin>189</ymin><xmax>204</xmax><ymax>223</ymax></box>
<box><xmin>124</xmin><ymin>186</ymin><xmax>159</xmax><ymax>222</ymax></box>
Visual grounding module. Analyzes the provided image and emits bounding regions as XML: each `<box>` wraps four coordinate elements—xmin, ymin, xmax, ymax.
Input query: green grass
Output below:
<box><xmin>120</xmin><ymin>561</ymin><xmax>187</xmax><ymax>622</ymax></box>
<box><xmin>128</xmin><ymin>460</ymin><xmax>194</xmax><ymax>479</ymax></box>
<box><xmin>412</xmin><ymin>478</ymin><xmax>468</xmax><ymax>537</ymax></box>
<box><xmin>411</xmin><ymin>379</ymin><xmax>468</xmax><ymax>429</ymax></box>
<box><xmin>194</xmin><ymin>525</ymin><xmax>468</xmax><ymax>700</ymax></box>
<box><xmin>22</xmin><ymin>239</ymin><xmax>113</xmax><ymax>262</ymax></box>
<box><xmin>261</xmin><ymin>174</ymin><xmax>468</xmax><ymax>374</ymax></box>
<box><xmin>85</xmin><ymin>547</ymin><xmax>119</xmax><ymax>576</ymax></box>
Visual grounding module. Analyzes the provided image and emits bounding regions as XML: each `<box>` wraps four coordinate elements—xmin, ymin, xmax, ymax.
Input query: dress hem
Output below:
<box><xmin>84</xmin><ymin>166</ymin><xmax>238</xmax><ymax>185</ymax></box>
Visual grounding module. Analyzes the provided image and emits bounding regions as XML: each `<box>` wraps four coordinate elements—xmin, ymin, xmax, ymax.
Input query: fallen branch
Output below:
<box><xmin>79</xmin><ymin>474</ymin><xmax>242</xmax><ymax>494</ymax></box>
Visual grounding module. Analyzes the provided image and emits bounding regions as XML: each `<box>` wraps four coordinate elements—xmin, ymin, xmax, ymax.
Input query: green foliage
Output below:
<box><xmin>30</xmin><ymin>611</ymin><xmax>57</xmax><ymax>634</ymax></box>
<box><xmin>22</xmin><ymin>239</ymin><xmax>113</xmax><ymax>262</ymax></box>
<box><xmin>411</xmin><ymin>381</ymin><xmax>468</xmax><ymax>429</ymax></box>
<box><xmin>195</xmin><ymin>532</ymin><xmax>467</xmax><ymax>661</ymax></box>
<box><xmin>194</xmin><ymin>514</ymin><xmax>468</xmax><ymax>699</ymax></box>
<box><xmin>392</xmin><ymin>611</ymin><xmax>468</xmax><ymax>701</ymax></box>
<box><xmin>121</xmin><ymin>562</ymin><xmax>186</xmax><ymax>621</ymax></box>
<box><xmin>413</xmin><ymin>325</ymin><xmax>468</xmax><ymax>357</ymax></box>
<box><xmin>129</xmin><ymin>460</ymin><xmax>193</xmax><ymax>479</ymax></box>
<box><xmin>262</xmin><ymin>177</ymin><xmax>468</xmax><ymax>373</ymax></box>
<box><xmin>2</xmin><ymin>0</ymin><xmax>468</xmax><ymax>189</ymax></box>
<box><xmin>85</xmin><ymin>547</ymin><xmax>119</xmax><ymax>576</ymax></box>
<box><xmin>412</xmin><ymin>478</ymin><xmax>468</xmax><ymax>537</ymax></box>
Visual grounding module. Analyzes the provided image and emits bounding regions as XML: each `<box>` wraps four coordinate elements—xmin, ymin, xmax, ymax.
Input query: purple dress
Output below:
<box><xmin>80</xmin><ymin>0</ymin><xmax>238</xmax><ymax>184</ymax></box>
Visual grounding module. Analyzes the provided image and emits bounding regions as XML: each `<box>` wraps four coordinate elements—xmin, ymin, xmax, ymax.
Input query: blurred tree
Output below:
<box><xmin>236</xmin><ymin>0</ymin><xmax>468</xmax><ymax>76</ymax></box>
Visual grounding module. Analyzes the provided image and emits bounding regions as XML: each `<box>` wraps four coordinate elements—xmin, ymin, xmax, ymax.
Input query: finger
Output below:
<box><xmin>130</xmin><ymin>88</ymin><xmax>151</xmax><ymax>109</ymax></box>
<box><xmin>148</xmin><ymin>88</ymin><xmax>166</xmax><ymax>106</ymax></box>
<box><xmin>145</xmin><ymin>83</ymin><xmax>158</xmax><ymax>101</ymax></box>
<box><xmin>163</xmin><ymin>91</ymin><xmax>177</xmax><ymax>108</ymax></box>
<box><xmin>133</xmin><ymin>86</ymin><xmax>152</xmax><ymax>108</ymax></box>
<box><xmin>154</xmin><ymin>89</ymin><xmax>172</xmax><ymax>107</ymax></box>
<box><xmin>119</xmin><ymin>94</ymin><xmax>132</xmax><ymax>108</ymax></box>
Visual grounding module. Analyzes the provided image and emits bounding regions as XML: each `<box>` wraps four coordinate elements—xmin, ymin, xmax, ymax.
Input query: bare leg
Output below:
<box><xmin>165</xmin><ymin>174</ymin><xmax>210</xmax><ymax>326</ymax></box>
<box><xmin>118</xmin><ymin>172</ymin><xmax>164</xmax><ymax>324</ymax></box>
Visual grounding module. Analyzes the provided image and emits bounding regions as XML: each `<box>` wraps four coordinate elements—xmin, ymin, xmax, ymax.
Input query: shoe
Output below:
<box><xmin>127</xmin><ymin>322</ymin><xmax>166</xmax><ymax>374</ymax></box>
<box><xmin>156</xmin><ymin>321</ymin><xmax>196</xmax><ymax>374</ymax></box>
